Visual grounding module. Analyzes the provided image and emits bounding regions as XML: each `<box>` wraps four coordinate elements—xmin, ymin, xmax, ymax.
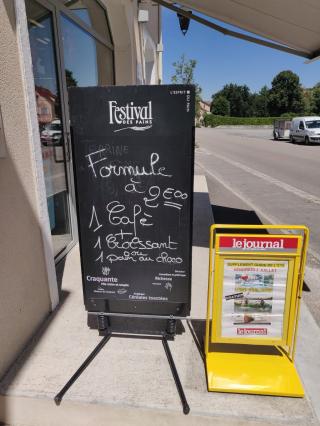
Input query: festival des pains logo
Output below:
<box><xmin>108</xmin><ymin>100</ymin><xmax>153</xmax><ymax>132</ymax></box>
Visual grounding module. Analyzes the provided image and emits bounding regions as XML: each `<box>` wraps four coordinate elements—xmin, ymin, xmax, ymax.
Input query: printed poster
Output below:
<box><xmin>221</xmin><ymin>259</ymin><xmax>289</xmax><ymax>339</ymax></box>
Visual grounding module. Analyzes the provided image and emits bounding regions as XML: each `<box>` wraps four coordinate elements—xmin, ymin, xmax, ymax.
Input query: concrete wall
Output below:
<box><xmin>137</xmin><ymin>2</ymin><xmax>161</xmax><ymax>84</ymax></box>
<box><xmin>104</xmin><ymin>0</ymin><xmax>138</xmax><ymax>85</ymax></box>
<box><xmin>144</xmin><ymin>2</ymin><xmax>162</xmax><ymax>84</ymax></box>
<box><xmin>0</xmin><ymin>0</ymin><xmax>55</xmax><ymax>378</ymax></box>
<box><xmin>104</xmin><ymin>0</ymin><xmax>161</xmax><ymax>85</ymax></box>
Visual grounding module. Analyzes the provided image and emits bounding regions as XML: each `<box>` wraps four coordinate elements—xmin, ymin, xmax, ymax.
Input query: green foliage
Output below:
<box><xmin>65</xmin><ymin>69</ymin><xmax>78</xmax><ymax>88</ymax></box>
<box><xmin>209</xmin><ymin>70</ymin><xmax>319</xmax><ymax>118</ymax></box>
<box><xmin>203</xmin><ymin>114</ymin><xmax>277</xmax><ymax>127</ymax></box>
<box><xmin>310</xmin><ymin>83</ymin><xmax>320</xmax><ymax>114</ymax></box>
<box><xmin>171</xmin><ymin>54</ymin><xmax>197</xmax><ymax>85</ymax></box>
<box><xmin>212</xmin><ymin>83</ymin><xmax>252</xmax><ymax>117</ymax></box>
<box><xmin>303</xmin><ymin>88</ymin><xmax>314</xmax><ymax>115</ymax></box>
<box><xmin>252</xmin><ymin>86</ymin><xmax>269</xmax><ymax>117</ymax></box>
<box><xmin>171</xmin><ymin>54</ymin><xmax>202</xmax><ymax>118</ymax></box>
<box><xmin>211</xmin><ymin>95</ymin><xmax>230</xmax><ymax>116</ymax></box>
<box><xmin>279</xmin><ymin>112</ymin><xmax>297</xmax><ymax>119</ymax></box>
<box><xmin>268</xmin><ymin>70</ymin><xmax>304</xmax><ymax>116</ymax></box>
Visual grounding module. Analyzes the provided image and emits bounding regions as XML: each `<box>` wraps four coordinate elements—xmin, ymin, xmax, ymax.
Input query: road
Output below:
<box><xmin>195</xmin><ymin>126</ymin><xmax>320</xmax><ymax>324</ymax></box>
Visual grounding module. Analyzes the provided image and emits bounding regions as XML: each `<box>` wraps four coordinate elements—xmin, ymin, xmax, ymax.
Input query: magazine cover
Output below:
<box><xmin>221</xmin><ymin>259</ymin><xmax>289</xmax><ymax>338</ymax></box>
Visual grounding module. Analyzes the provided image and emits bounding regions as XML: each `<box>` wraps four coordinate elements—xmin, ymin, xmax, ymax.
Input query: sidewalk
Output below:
<box><xmin>0</xmin><ymin>175</ymin><xmax>319</xmax><ymax>426</ymax></box>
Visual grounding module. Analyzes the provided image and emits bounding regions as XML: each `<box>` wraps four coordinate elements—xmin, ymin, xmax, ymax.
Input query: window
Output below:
<box><xmin>299</xmin><ymin>121</ymin><xmax>304</xmax><ymax>130</ymax></box>
<box><xmin>61</xmin><ymin>14</ymin><xmax>114</xmax><ymax>88</ymax></box>
<box><xmin>62</xmin><ymin>0</ymin><xmax>112</xmax><ymax>45</ymax></box>
<box><xmin>26</xmin><ymin>0</ymin><xmax>114</xmax><ymax>260</ymax></box>
<box><xmin>41</xmin><ymin>107</ymin><xmax>50</xmax><ymax>114</ymax></box>
<box><xmin>306</xmin><ymin>120</ymin><xmax>320</xmax><ymax>129</ymax></box>
<box><xmin>26</xmin><ymin>0</ymin><xmax>72</xmax><ymax>256</ymax></box>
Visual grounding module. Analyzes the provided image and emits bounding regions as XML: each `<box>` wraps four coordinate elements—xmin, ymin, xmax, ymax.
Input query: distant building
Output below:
<box><xmin>35</xmin><ymin>87</ymin><xmax>56</xmax><ymax>124</ymax></box>
<box><xmin>198</xmin><ymin>100</ymin><xmax>211</xmax><ymax>125</ymax></box>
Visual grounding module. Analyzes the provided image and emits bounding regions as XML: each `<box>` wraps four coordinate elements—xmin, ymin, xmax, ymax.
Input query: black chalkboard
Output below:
<box><xmin>69</xmin><ymin>85</ymin><xmax>195</xmax><ymax>317</ymax></box>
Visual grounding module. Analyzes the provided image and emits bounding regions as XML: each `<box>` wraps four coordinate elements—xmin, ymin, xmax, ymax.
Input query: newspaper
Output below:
<box><xmin>221</xmin><ymin>259</ymin><xmax>288</xmax><ymax>339</ymax></box>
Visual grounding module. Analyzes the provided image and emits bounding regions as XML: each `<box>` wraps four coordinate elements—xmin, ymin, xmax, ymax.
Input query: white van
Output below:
<box><xmin>290</xmin><ymin>116</ymin><xmax>320</xmax><ymax>144</ymax></box>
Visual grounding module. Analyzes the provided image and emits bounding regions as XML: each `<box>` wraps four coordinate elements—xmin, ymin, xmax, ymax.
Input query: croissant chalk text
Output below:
<box><xmin>105</xmin><ymin>234</ymin><xmax>178</xmax><ymax>250</ymax></box>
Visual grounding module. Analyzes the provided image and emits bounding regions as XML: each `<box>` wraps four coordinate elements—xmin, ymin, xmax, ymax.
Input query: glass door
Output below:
<box><xmin>25</xmin><ymin>0</ymin><xmax>115</xmax><ymax>261</ymax></box>
<box><xmin>26</xmin><ymin>0</ymin><xmax>74</xmax><ymax>258</ymax></box>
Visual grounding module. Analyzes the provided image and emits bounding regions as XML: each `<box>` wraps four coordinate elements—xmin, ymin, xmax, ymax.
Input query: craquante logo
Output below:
<box><xmin>108</xmin><ymin>100</ymin><xmax>153</xmax><ymax>132</ymax></box>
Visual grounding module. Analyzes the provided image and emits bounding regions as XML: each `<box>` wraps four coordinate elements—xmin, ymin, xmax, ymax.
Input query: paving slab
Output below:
<box><xmin>0</xmin><ymin>175</ymin><xmax>318</xmax><ymax>426</ymax></box>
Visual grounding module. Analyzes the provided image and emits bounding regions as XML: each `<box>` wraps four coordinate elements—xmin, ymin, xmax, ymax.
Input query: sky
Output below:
<box><xmin>162</xmin><ymin>7</ymin><xmax>320</xmax><ymax>101</ymax></box>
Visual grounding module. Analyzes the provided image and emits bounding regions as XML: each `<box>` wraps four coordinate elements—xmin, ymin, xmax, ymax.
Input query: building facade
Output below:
<box><xmin>0</xmin><ymin>0</ymin><xmax>162</xmax><ymax>378</ymax></box>
<box><xmin>198</xmin><ymin>100</ymin><xmax>210</xmax><ymax>125</ymax></box>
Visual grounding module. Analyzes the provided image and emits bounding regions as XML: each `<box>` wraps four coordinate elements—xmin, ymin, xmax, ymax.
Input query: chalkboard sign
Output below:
<box><xmin>69</xmin><ymin>85</ymin><xmax>195</xmax><ymax>318</ymax></box>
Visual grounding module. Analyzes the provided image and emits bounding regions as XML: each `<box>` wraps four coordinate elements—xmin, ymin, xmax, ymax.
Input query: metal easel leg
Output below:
<box><xmin>54</xmin><ymin>334</ymin><xmax>111</xmax><ymax>405</ymax></box>
<box><xmin>162</xmin><ymin>335</ymin><xmax>190</xmax><ymax>415</ymax></box>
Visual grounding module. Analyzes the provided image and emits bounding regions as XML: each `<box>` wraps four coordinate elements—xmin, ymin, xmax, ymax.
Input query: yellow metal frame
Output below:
<box><xmin>205</xmin><ymin>224</ymin><xmax>309</xmax><ymax>396</ymax></box>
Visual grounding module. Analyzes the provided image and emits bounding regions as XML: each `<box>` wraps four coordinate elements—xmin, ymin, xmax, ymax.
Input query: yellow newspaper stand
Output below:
<box><xmin>205</xmin><ymin>225</ymin><xmax>309</xmax><ymax>397</ymax></box>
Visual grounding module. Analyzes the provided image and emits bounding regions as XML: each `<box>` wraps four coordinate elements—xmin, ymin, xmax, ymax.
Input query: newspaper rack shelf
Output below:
<box><xmin>205</xmin><ymin>224</ymin><xmax>309</xmax><ymax>397</ymax></box>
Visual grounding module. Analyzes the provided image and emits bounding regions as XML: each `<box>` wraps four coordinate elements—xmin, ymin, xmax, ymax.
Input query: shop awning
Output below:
<box><xmin>154</xmin><ymin>0</ymin><xmax>320</xmax><ymax>60</ymax></box>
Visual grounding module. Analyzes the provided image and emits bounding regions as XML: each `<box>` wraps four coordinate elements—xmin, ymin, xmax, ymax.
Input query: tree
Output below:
<box><xmin>65</xmin><ymin>69</ymin><xmax>78</xmax><ymax>88</ymax></box>
<box><xmin>211</xmin><ymin>84</ymin><xmax>253</xmax><ymax>117</ymax></box>
<box><xmin>252</xmin><ymin>85</ymin><xmax>269</xmax><ymax>117</ymax></box>
<box><xmin>311</xmin><ymin>83</ymin><xmax>320</xmax><ymax>114</ymax></box>
<box><xmin>268</xmin><ymin>70</ymin><xmax>304</xmax><ymax>116</ymax></box>
<box><xmin>211</xmin><ymin>95</ymin><xmax>230</xmax><ymax>116</ymax></box>
<box><xmin>171</xmin><ymin>54</ymin><xmax>202</xmax><ymax>118</ymax></box>
<box><xmin>303</xmin><ymin>88</ymin><xmax>314</xmax><ymax>115</ymax></box>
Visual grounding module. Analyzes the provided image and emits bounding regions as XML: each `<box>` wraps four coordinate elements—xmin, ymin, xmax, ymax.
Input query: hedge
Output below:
<box><xmin>203</xmin><ymin>114</ymin><xmax>279</xmax><ymax>127</ymax></box>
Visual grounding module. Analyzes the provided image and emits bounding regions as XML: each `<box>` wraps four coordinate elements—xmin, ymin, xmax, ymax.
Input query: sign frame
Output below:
<box><xmin>211</xmin><ymin>235</ymin><xmax>302</xmax><ymax>346</ymax></box>
<box><xmin>69</xmin><ymin>85</ymin><xmax>195</xmax><ymax>323</ymax></box>
<box><xmin>205</xmin><ymin>224</ymin><xmax>309</xmax><ymax>397</ymax></box>
<box><xmin>55</xmin><ymin>86</ymin><xmax>194</xmax><ymax>415</ymax></box>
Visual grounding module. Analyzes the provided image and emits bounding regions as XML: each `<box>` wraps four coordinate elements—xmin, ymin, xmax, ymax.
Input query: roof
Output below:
<box><xmin>292</xmin><ymin>116</ymin><xmax>320</xmax><ymax>120</ymax></box>
<box><xmin>199</xmin><ymin>100</ymin><xmax>211</xmax><ymax>106</ymax></box>
<box><xmin>156</xmin><ymin>0</ymin><xmax>320</xmax><ymax>60</ymax></box>
<box><xmin>35</xmin><ymin>86</ymin><xmax>56</xmax><ymax>102</ymax></box>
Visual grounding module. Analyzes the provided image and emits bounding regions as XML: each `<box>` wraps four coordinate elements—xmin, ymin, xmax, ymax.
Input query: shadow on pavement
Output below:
<box><xmin>211</xmin><ymin>204</ymin><xmax>268</xmax><ymax>234</ymax></box>
<box><xmin>187</xmin><ymin>319</ymin><xmax>206</xmax><ymax>364</ymax></box>
<box><xmin>192</xmin><ymin>192</ymin><xmax>214</xmax><ymax>248</ymax></box>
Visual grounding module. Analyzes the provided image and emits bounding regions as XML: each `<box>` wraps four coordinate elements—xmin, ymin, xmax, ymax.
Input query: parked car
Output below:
<box><xmin>290</xmin><ymin>116</ymin><xmax>320</xmax><ymax>144</ymax></box>
<box><xmin>273</xmin><ymin>119</ymin><xmax>291</xmax><ymax>140</ymax></box>
<box><xmin>41</xmin><ymin>119</ymin><xmax>62</xmax><ymax>146</ymax></box>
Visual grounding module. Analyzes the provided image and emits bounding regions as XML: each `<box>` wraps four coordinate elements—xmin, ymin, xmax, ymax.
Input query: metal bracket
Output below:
<box><xmin>54</xmin><ymin>330</ymin><xmax>190</xmax><ymax>415</ymax></box>
<box><xmin>162</xmin><ymin>334</ymin><xmax>190</xmax><ymax>414</ymax></box>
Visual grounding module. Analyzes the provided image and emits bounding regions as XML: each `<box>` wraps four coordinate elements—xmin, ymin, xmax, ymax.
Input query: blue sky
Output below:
<box><xmin>162</xmin><ymin>7</ymin><xmax>320</xmax><ymax>101</ymax></box>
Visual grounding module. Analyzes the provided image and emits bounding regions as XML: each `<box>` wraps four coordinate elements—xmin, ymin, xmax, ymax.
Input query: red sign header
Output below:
<box><xmin>219</xmin><ymin>236</ymin><xmax>298</xmax><ymax>252</ymax></box>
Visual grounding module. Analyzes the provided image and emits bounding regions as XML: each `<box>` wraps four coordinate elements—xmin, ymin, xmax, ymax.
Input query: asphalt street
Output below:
<box><xmin>195</xmin><ymin>126</ymin><xmax>320</xmax><ymax>324</ymax></box>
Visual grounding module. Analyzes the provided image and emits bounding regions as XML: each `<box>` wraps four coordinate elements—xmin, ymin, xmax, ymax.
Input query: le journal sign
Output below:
<box><xmin>218</xmin><ymin>236</ymin><xmax>299</xmax><ymax>253</ymax></box>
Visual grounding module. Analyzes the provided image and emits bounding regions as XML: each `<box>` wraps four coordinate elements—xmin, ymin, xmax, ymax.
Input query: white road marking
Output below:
<box><xmin>196</xmin><ymin>159</ymin><xmax>279</xmax><ymax>224</ymax></box>
<box><xmin>200</xmin><ymin>151</ymin><xmax>320</xmax><ymax>206</ymax></box>
<box><xmin>196</xmin><ymin>159</ymin><xmax>320</xmax><ymax>262</ymax></box>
